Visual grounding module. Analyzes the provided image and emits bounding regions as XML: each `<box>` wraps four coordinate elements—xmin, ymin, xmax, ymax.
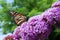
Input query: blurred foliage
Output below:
<box><xmin>0</xmin><ymin>0</ymin><xmax>56</xmax><ymax>34</ymax></box>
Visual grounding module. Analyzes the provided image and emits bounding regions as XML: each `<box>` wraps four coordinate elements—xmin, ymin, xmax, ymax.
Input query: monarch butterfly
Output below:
<box><xmin>9</xmin><ymin>10</ymin><xmax>26</xmax><ymax>26</ymax></box>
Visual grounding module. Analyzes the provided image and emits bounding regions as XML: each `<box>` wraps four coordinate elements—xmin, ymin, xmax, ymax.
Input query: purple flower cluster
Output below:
<box><xmin>19</xmin><ymin>19</ymin><xmax>51</xmax><ymax>40</ymax></box>
<box><xmin>42</xmin><ymin>7</ymin><xmax>60</xmax><ymax>26</ymax></box>
<box><xmin>3</xmin><ymin>1</ymin><xmax>60</xmax><ymax>40</ymax></box>
<box><xmin>52</xmin><ymin>1</ymin><xmax>60</xmax><ymax>7</ymax></box>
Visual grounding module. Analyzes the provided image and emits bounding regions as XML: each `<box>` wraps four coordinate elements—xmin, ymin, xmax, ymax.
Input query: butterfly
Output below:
<box><xmin>9</xmin><ymin>10</ymin><xmax>26</xmax><ymax>26</ymax></box>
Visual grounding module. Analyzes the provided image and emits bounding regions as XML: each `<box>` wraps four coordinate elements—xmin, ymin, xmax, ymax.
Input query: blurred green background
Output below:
<box><xmin>0</xmin><ymin>0</ymin><xmax>56</xmax><ymax>34</ymax></box>
<box><xmin>0</xmin><ymin>0</ymin><xmax>60</xmax><ymax>40</ymax></box>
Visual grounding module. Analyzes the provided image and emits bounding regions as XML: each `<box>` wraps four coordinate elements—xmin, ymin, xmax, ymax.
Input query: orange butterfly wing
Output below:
<box><xmin>9</xmin><ymin>11</ymin><xmax>26</xmax><ymax>26</ymax></box>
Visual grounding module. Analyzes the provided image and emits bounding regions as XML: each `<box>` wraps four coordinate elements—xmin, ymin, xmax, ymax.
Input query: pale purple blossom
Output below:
<box><xmin>52</xmin><ymin>1</ymin><xmax>60</xmax><ymax>7</ymax></box>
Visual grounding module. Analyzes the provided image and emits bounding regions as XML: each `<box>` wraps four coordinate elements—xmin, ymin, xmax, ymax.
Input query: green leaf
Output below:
<box><xmin>28</xmin><ymin>9</ymin><xmax>42</xmax><ymax>17</ymax></box>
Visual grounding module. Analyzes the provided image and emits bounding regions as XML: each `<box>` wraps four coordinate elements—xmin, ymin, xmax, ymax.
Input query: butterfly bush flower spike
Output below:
<box><xmin>18</xmin><ymin>16</ymin><xmax>52</xmax><ymax>40</ymax></box>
